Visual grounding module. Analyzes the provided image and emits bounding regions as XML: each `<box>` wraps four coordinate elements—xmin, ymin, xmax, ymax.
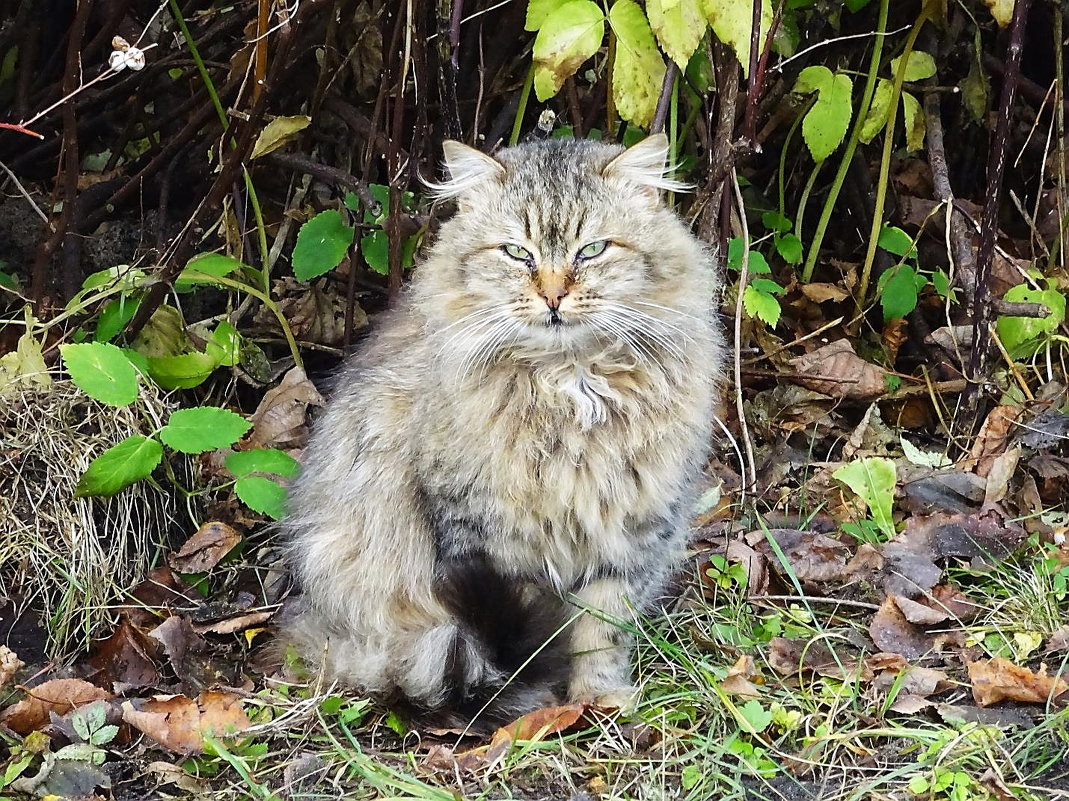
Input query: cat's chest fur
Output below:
<box><xmin>415</xmin><ymin>357</ymin><xmax>703</xmax><ymax>588</ymax></box>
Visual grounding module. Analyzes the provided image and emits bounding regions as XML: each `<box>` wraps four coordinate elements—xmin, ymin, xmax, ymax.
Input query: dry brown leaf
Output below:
<box><xmin>747</xmin><ymin>529</ymin><xmax>850</xmax><ymax>584</ymax></box>
<box><xmin>121</xmin><ymin>691</ymin><xmax>250</xmax><ymax>754</ymax></box>
<box><xmin>799</xmin><ymin>283</ymin><xmax>849</xmax><ymax>303</ymax></box>
<box><xmin>789</xmin><ymin>339</ymin><xmax>887</xmax><ymax>401</ymax></box>
<box><xmin>966</xmin><ymin>405</ymin><xmax>1022</xmax><ymax>477</ymax></box>
<box><xmin>983</xmin><ymin>445</ymin><xmax>1021</xmax><ymax>505</ymax></box>
<box><xmin>87</xmin><ymin>617</ymin><xmax>163</xmax><ymax>688</ymax></box>
<box><xmin>448</xmin><ymin>704</ymin><xmax>587</xmax><ymax>772</ymax></box>
<box><xmin>868</xmin><ymin>596</ymin><xmax>939</xmax><ymax>659</ymax></box>
<box><xmin>0</xmin><ymin>678</ymin><xmax>111</xmax><ymax>734</ymax></box>
<box><xmin>192</xmin><ymin>610</ymin><xmax>276</xmax><ymax>635</ymax></box>
<box><xmin>889</xmin><ymin>694</ymin><xmax>935</xmax><ymax>714</ymax></box>
<box><xmin>893</xmin><ymin>595</ymin><xmax>949</xmax><ymax>625</ymax></box>
<box><xmin>170</xmin><ymin>521</ymin><xmax>242</xmax><ymax>573</ymax></box>
<box><xmin>721</xmin><ymin>654</ymin><xmax>762</xmax><ymax>698</ymax></box>
<box><xmin>967</xmin><ymin>657</ymin><xmax>1069</xmax><ymax>706</ymax></box>
<box><xmin>1046</xmin><ymin>626</ymin><xmax>1069</xmax><ymax>653</ymax></box>
<box><xmin>248</xmin><ymin>366</ymin><xmax>324</xmax><ymax>450</ymax></box>
<box><xmin>0</xmin><ymin>645</ymin><xmax>24</xmax><ymax>688</ymax></box>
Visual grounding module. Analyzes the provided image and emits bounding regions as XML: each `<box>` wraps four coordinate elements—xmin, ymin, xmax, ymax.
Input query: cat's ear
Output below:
<box><xmin>426</xmin><ymin>141</ymin><xmax>506</xmax><ymax>205</ymax></box>
<box><xmin>603</xmin><ymin>133</ymin><xmax>690</xmax><ymax>202</ymax></box>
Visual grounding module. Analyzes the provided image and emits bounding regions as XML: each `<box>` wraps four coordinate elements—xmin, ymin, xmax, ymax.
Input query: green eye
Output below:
<box><xmin>502</xmin><ymin>243</ymin><xmax>532</xmax><ymax>261</ymax></box>
<box><xmin>577</xmin><ymin>240</ymin><xmax>608</xmax><ymax>260</ymax></box>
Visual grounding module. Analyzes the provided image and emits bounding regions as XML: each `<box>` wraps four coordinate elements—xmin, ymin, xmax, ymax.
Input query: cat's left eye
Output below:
<box><xmin>577</xmin><ymin>240</ymin><xmax>608</xmax><ymax>260</ymax></box>
<box><xmin>501</xmin><ymin>243</ymin><xmax>532</xmax><ymax>261</ymax></box>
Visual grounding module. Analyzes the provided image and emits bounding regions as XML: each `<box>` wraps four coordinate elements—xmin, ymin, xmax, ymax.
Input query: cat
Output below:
<box><xmin>283</xmin><ymin>133</ymin><xmax>723</xmax><ymax>730</ymax></box>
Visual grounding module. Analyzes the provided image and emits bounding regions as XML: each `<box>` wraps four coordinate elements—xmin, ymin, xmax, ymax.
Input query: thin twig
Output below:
<box><xmin>730</xmin><ymin>170</ymin><xmax>757</xmax><ymax>492</ymax></box>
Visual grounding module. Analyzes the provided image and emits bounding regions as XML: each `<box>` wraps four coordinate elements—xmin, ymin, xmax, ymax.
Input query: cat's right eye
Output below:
<box><xmin>501</xmin><ymin>243</ymin><xmax>532</xmax><ymax>262</ymax></box>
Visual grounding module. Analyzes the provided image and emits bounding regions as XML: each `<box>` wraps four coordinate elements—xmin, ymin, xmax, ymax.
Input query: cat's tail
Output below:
<box><xmin>423</xmin><ymin>554</ymin><xmax>571</xmax><ymax>733</ymax></box>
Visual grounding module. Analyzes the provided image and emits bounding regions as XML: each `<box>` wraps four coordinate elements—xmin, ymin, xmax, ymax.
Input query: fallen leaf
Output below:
<box><xmin>149</xmin><ymin>616</ymin><xmax>231</xmax><ymax>691</ymax></box>
<box><xmin>747</xmin><ymin>528</ymin><xmax>850</xmax><ymax>583</ymax></box>
<box><xmin>967</xmin><ymin>658</ymin><xmax>1069</xmax><ymax>706</ymax></box>
<box><xmin>0</xmin><ymin>644</ymin><xmax>24</xmax><ymax>688</ymax></box>
<box><xmin>893</xmin><ymin>595</ymin><xmax>948</xmax><ymax>625</ymax></box>
<box><xmin>448</xmin><ymin>704</ymin><xmax>587</xmax><ymax>772</ymax></box>
<box><xmin>123</xmin><ymin>567</ymin><xmax>201</xmax><ymax>629</ymax></box>
<box><xmin>966</xmin><ymin>405</ymin><xmax>1021</xmax><ymax>477</ymax></box>
<box><xmin>789</xmin><ymin>339</ymin><xmax>888</xmax><ymax>401</ymax></box>
<box><xmin>146</xmin><ymin>761</ymin><xmax>207</xmax><ymax>794</ymax></box>
<box><xmin>122</xmin><ymin>691</ymin><xmax>249</xmax><ymax>754</ymax></box>
<box><xmin>192</xmin><ymin>609</ymin><xmax>276</xmax><ymax>635</ymax></box>
<box><xmin>868</xmin><ymin>596</ymin><xmax>939</xmax><ymax>659</ymax></box>
<box><xmin>250</xmin><ymin>114</ymin><xmax>311</xmax><ymax>159</ymax></box>
<box><xmin>1047</xmin><ymin>627</ymin><xmax>1069</xmax><ymax>653</ymax></box>
<box><xmin>170</xmin><ymin>521</ymin><xmax>242</xmax><ymax>573</ymax></box>
<box><xmin>721</xmin><ymin>654</ymin><xmax>762</xmax><ymax>698</ymax></box>
<box><xmin>799</xmin><ymin>282</ymin><xmax>849</xmax><ymax>303</ymax></box>
<box><xmin>1016</xmin><ymin>409</ymin><xmax>1069</xmax><ymax>450</ymax></box>
<box><xmin>87</xmin><ymin>617</ymin><xmax>163</xmax><ymax>688</ymax></box>
<box><xmin>0</xmin><ymin>679</ymin><xmax>111</xmax><ymax>734</ymax></box>
<box><xmin>874</xmin><ymin>665</ymin><xmax>950</xmax><ymax>697</ymax></box>
<box><xmin>248</xmin><ymin>366</ymin><xmax>324</xmax><ymax>449</ymax></box>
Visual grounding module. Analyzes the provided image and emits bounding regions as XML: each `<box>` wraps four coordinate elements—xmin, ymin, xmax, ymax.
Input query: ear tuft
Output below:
<box><xmin>602</xmin><ymin>133</ymin><xmax>691</xmax><ymax>196</ymax></box>
<box><xmin>424</xmin><ymin>141</ymin><xmax>506</xmax><ymax>200</ymax></box>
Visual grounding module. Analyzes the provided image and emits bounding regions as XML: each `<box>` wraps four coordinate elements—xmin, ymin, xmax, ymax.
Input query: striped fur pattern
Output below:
<box><xmin>284</xmin><ymin>135</ymin><xmax>723</xmax><ymax>729</ymax></box>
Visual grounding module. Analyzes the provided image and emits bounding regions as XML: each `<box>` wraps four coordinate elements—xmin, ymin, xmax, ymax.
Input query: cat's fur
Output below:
<box><xmin>284</xmin><ymin>134</ymin><xmax>723</xmax><ymax>730</ymax></box>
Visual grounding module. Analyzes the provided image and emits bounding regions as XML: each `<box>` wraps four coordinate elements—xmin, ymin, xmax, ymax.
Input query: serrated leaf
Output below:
<box><xmin>859</xmin><ymin>79</ymin><xmax>893</xmax><ymax>143</ymax></box>
<box><xmin>609</xmin><ymin>0</ymin><xmax>665</xmax><ymax>128</ymax></box>
<box><xmin>750</xmin><ymin>277</ymin><xmax>786</xmax><ymax>295</ymax></box>
<box><xmin>60</xmin><ymin>342</ymin><xmax>139</xmax><ymax>406</ymax></box>
<box><xmin>877</xmin><ymin>224</ymin><xmax>916</xmax><ymax>258</ymax></box>
<box><xmin>743</xmin><ymin>285</ymin><xmax>781</xmax><ymax>327</ymax></box>
<box><xmin>890</xmin><ymin>51</ymin><xmax>936</xmax><ymax>83</ymax></box>
<box><xmin>160</xmin><ymin>407</ymin><xmax>252</xmax><ymax>454</ymax></box>
<box><xmin>533</xmin><ymin>0</ymin><xmax>605</xmax><ymax>100</ymax></box>
<box><xmin>145</xmin><ymin>351</ymin><xmax>219</xmax><ymax>390</ymax></box>
<box><xmin>878</xmin><ymin>264</ymin><xmax>920</xmax><ymax>321</ymax></box>
<box><xmin>647</xmin><ymin>0</ymin><xmax>706</xmax><ymax>69</ymax></box>
<box><xmin>176</xmin><ymin>253</ymin><xmax>244</xmax><ymax>292</ymax></box>
<box><xmin>748</xmin><ymin>250</ymin><xmax>771</xmax><ymax>274</ymax></box>
<box><xmin>292</xmin><ymin>210</ymin><xmax>356</xmax><ymax>281</ymax></box>
<box><xmin>775</xmin><ymin>233</ymin><xmax>803</xmax><ymax>264</ymax></box>
<box><xmin>996</xmin><ymin>283</ymin><xmax>1067</xmax><ymax>357</ymax></box>
<box><xmin>250</xmin><ymin>115</ymin><xmax>311</xmax><ymax>160</ymax></box>
<box><xmin>75</xmin><ymin>436</ymin><xmax>163</xmax><ymax>497</ymax></box>
<box><xmin>235</xmin><ymin>476</ymin><xmax>288</xmax><ymax>519</ymax></box>
<box><xmin>794</xmin><ymin>67</ymin><xmax>853</xmax><ymax>163</ymax></box>
<box><xmin>832</xmin><ymin>457</ymin><xmax>897</xmax><ymax>539</ymax></box>
<box><xmin>702</xmin><ymin>0</ymin><xmax>771</xmax><ymax>73</ymax></box>
<box><xmin>901</xmin><ymin>91</ymin><xmax>925</xmax><ymax>152</ymax></box>
<box><xmin>738</xmin><ymin>699</ymin><xmax>773</xmax><ymax>732</ymax></box>
<box><xmin>225</xmin><ymin>448</ymin><xmax>300</xmax><ymax>479</ymax></box>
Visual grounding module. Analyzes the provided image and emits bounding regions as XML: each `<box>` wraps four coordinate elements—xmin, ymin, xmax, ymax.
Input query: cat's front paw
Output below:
<box><xmin>570</xmin><ymin>685</ymin><xmax>639</xmax><ymax>713</ymax></box>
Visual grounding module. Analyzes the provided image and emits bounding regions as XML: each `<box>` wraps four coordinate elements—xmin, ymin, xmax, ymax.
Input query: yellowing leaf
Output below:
<box><xmin>251</xmin><ymin>115</ymin><xmax>311</xmax><ymax>159</ymax></box>
<box><xmin>901</xmin><ymin>91</ymin><xmax>925</xmax><ymax>152</ymax></box>
<box><xmin>647</xmin><ymin>0</ymin><xmax>706</xmax><ymax>69</ymax></box>
<box><xmin>701</xmin><ymin>0</ymin><xmax>771</xmax><ymax>74</ymax></box>
<box><xmin>832</xmin><ymin>457</ymin><xmax>897</xmax><ymax>539</ymax></box>
<box><xmin>533</xmin><ymin>0</ymin><xmax>605</xmax><ymax>101</ymax></box>
<box><xmin>890</xmin><ymin>51</ymin><xmax>937</xmax><ymax>82</ymax></box>
<box><xmin>0</xmin><ymin>329</ymin><xmax>51</xmax><ymax>397</ymax></box>
<box><xmin>526</xmin><ymin>0</ymin><xmax>570</xmax><ymax>31</ymax></box>
<box><xmin>983</xmin><ymin>0</ymin><xmax>1013</xmax><ymax>27</ymax></box>
<box><xmin>608</xmin><ymin>0</ymin><xmax>665</xmax><ymax>128</ymax></box>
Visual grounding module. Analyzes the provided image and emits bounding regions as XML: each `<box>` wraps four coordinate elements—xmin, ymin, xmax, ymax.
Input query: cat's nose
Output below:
<box><xmin>538</xmin><ymin>284</ymin><xmax>569</xmax><ymax>309</ymax></box>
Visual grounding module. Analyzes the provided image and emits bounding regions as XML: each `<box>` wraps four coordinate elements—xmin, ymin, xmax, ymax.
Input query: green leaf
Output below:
<box><xmin>890</xmin><ymin>51</ymin><xmax>937</xmax><ymax>83</ymax></box>
<box><xmin>996</xmin><ymin>282</ymin><xmax>1067</xmax><ymax>357</ymax></box>
<box><xmin>608</xmin><ymin>1</ymin><xmax>665</xmax><ymax>128</ymax></box>
<box><xmin>60</xmin><ymin>342</ymin><xmax>140</xmax><ymax>406</ymax></box>
<box><xmin>702</xmin><ymin>0</ymin><xmax>772</xmax><ymax>73</ymax></box>
<box><xmin>131</xmin><ymin>304</ymin><xmax>187</xmax><ymax>358</ymax></box>
<box><xmin>206</xmin><ymin>321</ymin><xmax>241</xmax><ymax>367</ymax></box>
<box><xmin>176</xmin><ymin>253</ymin><xmax>244</xmax><ymax>292</ymax></box>
<box><xmin>160</xmin><ymin>407</ymin><xmax>252</xmax><ymax>454</ymax></box>
<box><xmin>360</xmin><ymin>230</ymin><xmax>389</xmax><ymax>275</ymax></box>
<box><xmin>750</xmin><ymin>277</ymin><xmax>786</xmax><ymax>295</ymax></box>
<box><xmin>775</xmin><ymin>233</ymin><xmax>803</xmax><ymax>264</ymax></box>
<box><xmin>145</xmin><ymin>351</ymin><xmax>219</xmax><ymax>390</ymax></box>
<box><xmin>533</xmin><ymin>0</ymin><xmax>605</xmax><ymax>101</ymax></box>
<box><xmin>845</xmin><ymin>0</ymin><xmax>874</xmax><ymax>10</ymax></box>
<box><xmin>743</xmin><ymin>285</ymin><xmax>781</xmax><ymax>327</ymax></box>
<box><xmin>878</xmin><ymin>264</ymin><xmax>920</xmax><ymax>321</ymax></box>
<box><xmin>738</xmin><ymin>699</ymin><xmax>773</xmax><ymax>732</ymax></box>
<box><xmin>793</xmin><ymin>67</ymin><xmax>853</xmax><ymax>163</ymax></box>
<box><xmin>762</xmin><ymin>211</ymin><xmax>792</xmax><ymax>233</ymax></box>
<box><xmin>832</xmin><ymin>457</ymin><xmax>897</xmax><ymax>539</ymax></box>
<box><xmin>931</xmin><ymin>269</ymin><xmax>951</xmax><ymax>299</ymax></box>
<box><xmin>526</xmin><ymin>0</ymin><xmax>571</xmax><ymax>31</ymax></box>
<box><xmin>647</xmin><ymin>0</ymin><xmax>706</xmax><ymax>69</ymax></box>
<box><xmin>748</xmin><ymin>251</ymin><xmax>771</xmax><ymax>274</ymax></box>
<box><xmin>235</xmin><ymin>476</ymin><xmax>288</xmax><ymax>519</ymax></box>
<box><xmin>75</xmin><ymin>436</ymin><xmax>163</xmax><ymax>497</ymax></box>
<box><xmin>727</xmin><ymin>237</ymin><xmax>745</xmax><ymax>269</ymax></box>
<box><xmin>877</xmin><ymin>224</ymin><xmax>916</xmax><ymax>258</ymax></box>
<box><xmin>225</xmin><ymin>448</ymin><xmax>300</xmax><ymax>479</ymax></box>
<box><xmin>859</xmin><ymin>79</ymin><xmax>893</xmax><ymax>143</ymax></box>
<box><xmin>292</xmin><ymin>210</ymin><xmax>356</xmax><ymax>281</ymax></box>
<box><xmin>94</xmin><ymin>295</ymin><xmax>142</xmax><ymax>343</ymax></box>
<box><xmin>901</xmin><ymin>91</ymin><xmax>925</xmax><ymax>152</ymax></box>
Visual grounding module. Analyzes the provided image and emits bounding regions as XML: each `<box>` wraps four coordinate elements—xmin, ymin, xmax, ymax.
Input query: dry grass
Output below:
<box><xmin>0</xmin><ymin>379</ymin><xmax>189</xmax><ymax>657</ymax></box>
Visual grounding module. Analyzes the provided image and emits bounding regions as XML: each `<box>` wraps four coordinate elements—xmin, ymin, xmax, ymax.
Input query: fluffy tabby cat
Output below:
<box><xmin>284</xmin><ymin>134</ymin><xmax>723</xmax><ymax>729</ymax></box>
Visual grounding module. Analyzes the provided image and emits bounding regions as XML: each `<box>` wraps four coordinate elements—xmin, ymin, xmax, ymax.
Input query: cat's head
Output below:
<box><xmin>417</xmin><ymin>135</ymin><xmax>714</xmax><ymax>371</ymax></box>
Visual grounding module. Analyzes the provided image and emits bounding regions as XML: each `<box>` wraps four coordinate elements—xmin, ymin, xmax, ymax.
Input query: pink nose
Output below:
<box><xmin>539</xmin><ymin>285</ymin><xmax>568</xmax><ymax>309</ymax></box>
